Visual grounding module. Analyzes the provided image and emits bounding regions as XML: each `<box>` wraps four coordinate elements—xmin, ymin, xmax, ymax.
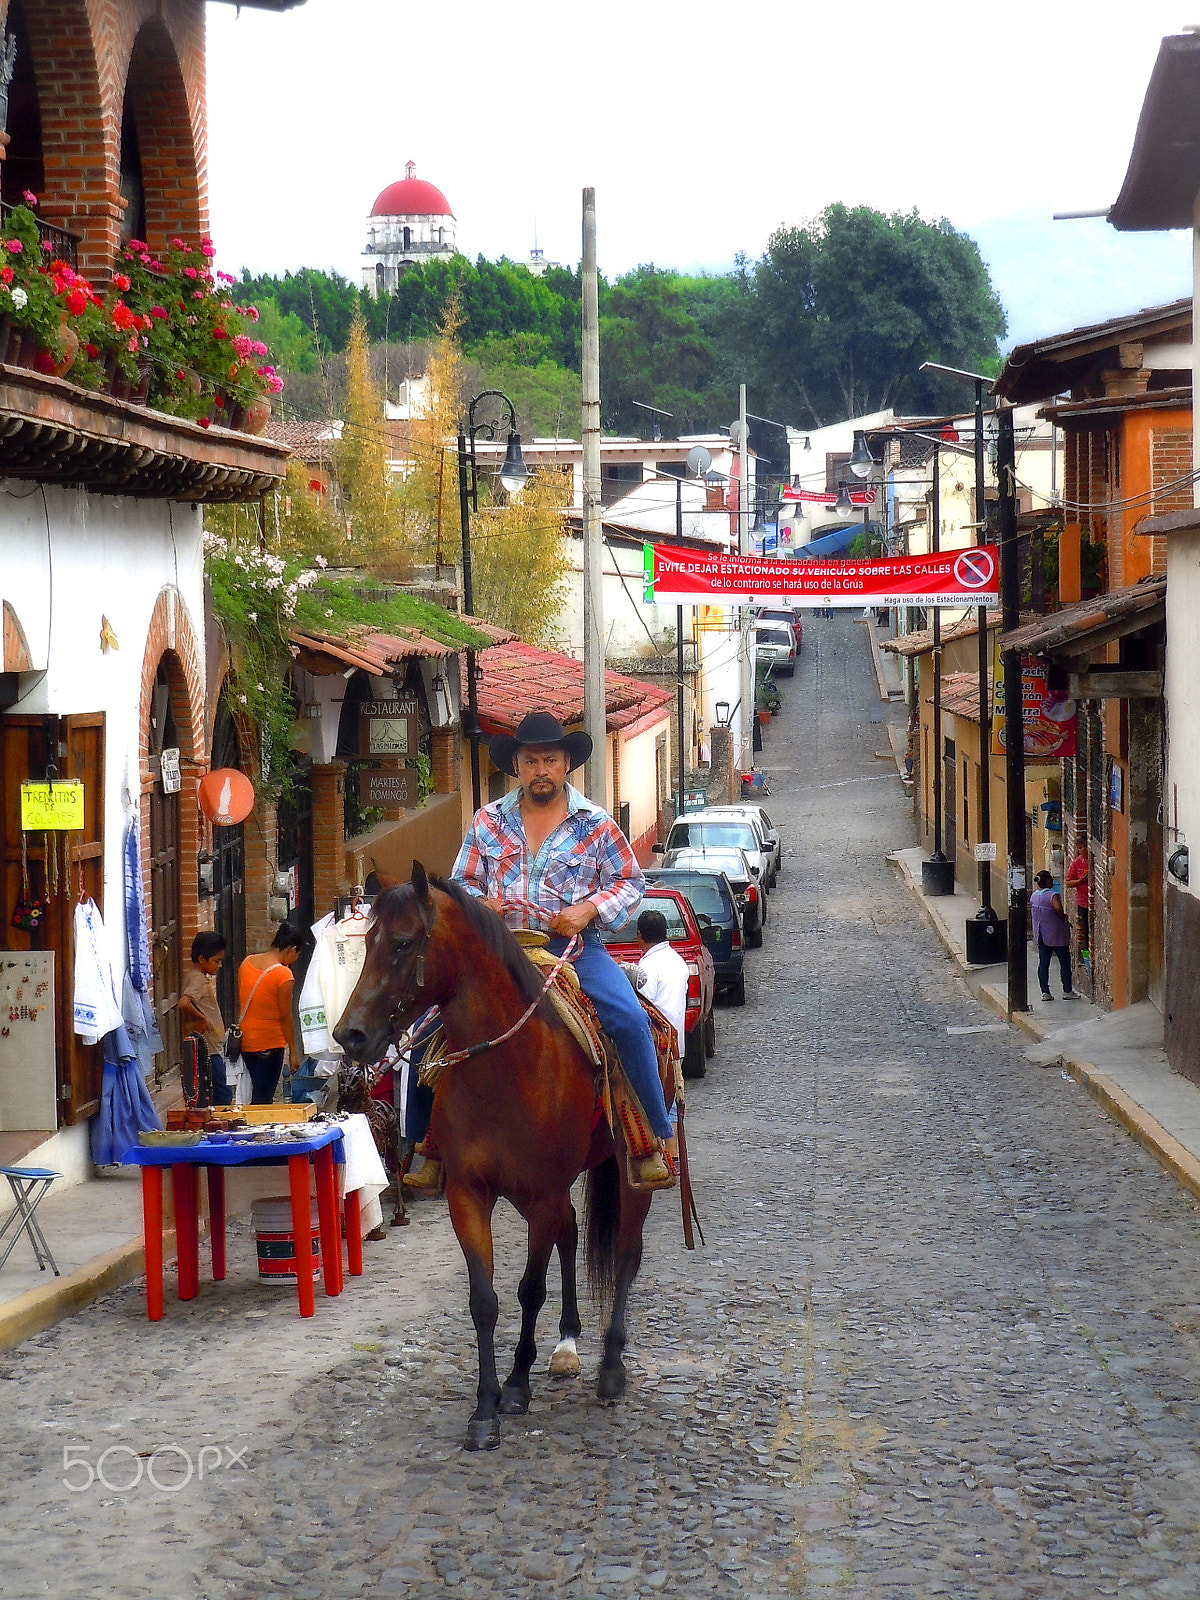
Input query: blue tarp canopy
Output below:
<box><xmin>799</xmin><ymin>522</ymin><xmax>864</xmax><ymax>558</ymax></box>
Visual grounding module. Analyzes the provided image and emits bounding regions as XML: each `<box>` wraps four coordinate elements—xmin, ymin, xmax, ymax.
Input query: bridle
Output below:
<box><xmin>382</xmin><ymin>891</ymin><xmax>581</xmax><ymax>1068</ymax></box>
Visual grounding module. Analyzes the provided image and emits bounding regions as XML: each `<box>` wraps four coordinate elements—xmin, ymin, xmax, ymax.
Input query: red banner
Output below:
<box><xmin>780</xmin><ymin>485</ymin><xmax>876</xmax><ymax>506</ymax></box>
<box><xmin>643</xmin><ymin>543</ymin><xmax>999</xmax><ymax>608</ymax></box>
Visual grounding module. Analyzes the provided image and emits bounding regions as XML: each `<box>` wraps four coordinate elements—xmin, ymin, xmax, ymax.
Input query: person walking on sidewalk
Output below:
<box><xmin>1031</xmin><ymin>870</ymin><xmax>1076</xmax><ymax>1001</ymax></box>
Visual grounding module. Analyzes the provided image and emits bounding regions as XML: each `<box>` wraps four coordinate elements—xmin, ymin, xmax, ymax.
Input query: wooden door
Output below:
<box><xmin>147</xmin><ymin>668</ymin><xmax>182</xmax><ymax>1083</ymax></box>
<box><xmin>0</xmin><ymin>712</ymin><xmax>105</xmax><ymax>1124</ymax></box>
<box><xmin>942</xmin><ymin>737</ymin><xmax>956</xmax><ymax>862</ymax></box>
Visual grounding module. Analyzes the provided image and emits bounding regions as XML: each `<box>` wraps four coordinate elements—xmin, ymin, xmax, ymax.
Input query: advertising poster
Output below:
<box><xmin>990</xmin><ymin>641</ymin><xmax>1077</xmax><ymax>760</ymax></box>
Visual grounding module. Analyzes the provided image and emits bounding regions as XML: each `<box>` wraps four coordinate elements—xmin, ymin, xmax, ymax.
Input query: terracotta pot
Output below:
<box><xmin>132</xmin><ymin>359</ymin><xmax>152</xmax><ymax>404</ymax></box>
<box><xmin>0</xmin><ymin>316</ymin><xmax>13</xmax><ymax>365</ymax></box>
<box><xmin>19</xmin><ymin>334</ymin><xmax>41</xmax><ymax>370</ymax></box>
<box><xmin>757</xmin><ymin>710</ymin><xmax>771</xmax><ymax>727</ymax></box>
<box><xmin>52</xmin><ymin>322</ymin><xmax>80</xmax><ymax>378</ymax></box>
<box><xmin>109</xmin><ymin>365</ymin><xmax>132</xmax><ymax>401</ymax></box>
<box><xmin>241</xmin><ymin>397</ymin><xmax>271</xmax><ymax>435</ymax></box>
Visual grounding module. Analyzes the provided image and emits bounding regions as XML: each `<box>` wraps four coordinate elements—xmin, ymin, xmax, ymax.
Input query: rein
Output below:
<box><xmin>438</xmin><ymin>934</ymin><xmax>580</xmax><ymax>1066</ymax></box>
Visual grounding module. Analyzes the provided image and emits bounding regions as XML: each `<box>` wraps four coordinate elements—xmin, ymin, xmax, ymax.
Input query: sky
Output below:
<box><xmin>206</xmin><ymin>0</ymin><xmax>1195</xmax><ymax>348</ymax></box>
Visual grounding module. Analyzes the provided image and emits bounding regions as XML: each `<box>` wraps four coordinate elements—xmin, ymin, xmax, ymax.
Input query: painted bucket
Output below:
<box><xmin>252</xmin><ymin>1196</ymin><xmax>321</xmax><ymax>1285</ymax></box>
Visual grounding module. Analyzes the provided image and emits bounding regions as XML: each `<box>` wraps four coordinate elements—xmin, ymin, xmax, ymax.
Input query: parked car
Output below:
<box><xmin>659</xmin><ymin>812</ymin><xmax>775</xmax><ymax>891</ymax></box>
<box><xmin>659</xmin><ymin>844</ymin><xmax>765</xmax><ymax>946</ymax></box>
<box><xmin>597</xmin><ymin>887</ymin><xmax>717</xmax><ymax>1077</ymax></box>
<box><xmin>754</xmin><ymin>623</ymin><xmax>796</xmax><ymax>677</ymax></box>
<box><xmin>643</xmin><ymin>867</ymin><xmax>746</xmax><ymax>1005</ymax></box>
<box><xmin>704</xmin><ymin>803</ymin><xmax>783</xmax><ymax>880</ymax></box>
<box><xmin>756</xmin><ymin>604</ymin><xmax>803</xmax><ymax>652</ymax></box>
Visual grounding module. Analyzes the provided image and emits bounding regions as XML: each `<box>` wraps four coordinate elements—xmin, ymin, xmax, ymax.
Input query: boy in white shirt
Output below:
<box><xmin>635</xmin><ymin>908</ymin><xmax>689</xmax><ymax>1055</ymax></box>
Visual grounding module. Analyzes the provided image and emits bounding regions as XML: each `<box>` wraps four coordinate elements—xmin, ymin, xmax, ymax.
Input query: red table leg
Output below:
<box><xmin>344</xmin><ymin>1190</ymin><xmax>363</xmax><ymax>1278</ymax></box>
<box><xmin>288</xmin><ymin>1154</ymin><xmax>315</xmax><ymax>1318</ymax></box>
<box><xmin>141</xmin><ymin>1167</ymin><xmax>164</xmax><ymax>1321</ymax></box>
<box><xmin>171</xmin><ymin>1163</ymin><xmax>200</xmax><ymax>1301</ymax></box>
<box><xmin>207</xmin><ymin>1166</ymin><xmax>226</xmax><ymax>1281</ymax></box>
<box><xmin>313</xmin><ymin>1145</ymin><xmax>342</xmax><ymax>1298</ymax></box>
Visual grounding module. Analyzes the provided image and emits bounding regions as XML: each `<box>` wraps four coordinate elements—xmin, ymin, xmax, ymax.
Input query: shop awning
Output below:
<box><xmin>1000</xmin><ymin>576</ymin><xmax>1166</xmax><ymax>659</ymax></box>
<box><xmin>881</xmin><ymin>609</ymin><xmax>1000</xmax><ymax>658</ymax></box>
<box><xmin>798</xmin><ymin>522</ymin><xmax>867</xmax><ymax>558</ymax></box>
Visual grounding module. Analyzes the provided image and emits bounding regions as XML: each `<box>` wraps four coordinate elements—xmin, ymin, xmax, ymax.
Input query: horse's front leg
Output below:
<box><xmin>548</xmin><ymin>1201</ymin><xmax>582</xmax><ymax>1377</ymax></box>
<box><xmin>598</xmin><ymin>1182</ymin><xmax>653</xmax><ymax>1402</ymax></box>
<box><xmin>447</xmin><ymin>1181</ymin><xmax>502</xmax><ymax>1450</ymax></box>
<box><xmin>500</xmin><ymin>1200</ymin><xmax>563</xmax><ymax>1413</ymax></box>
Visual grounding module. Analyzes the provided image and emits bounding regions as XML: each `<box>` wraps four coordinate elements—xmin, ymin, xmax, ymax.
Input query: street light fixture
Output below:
<box><xmin>458</xmin><ymin>388</ymin><xmax>525</xmax><ymax>810</ymax></box>
<box><xmin>848</xmin><ymin>430</ymin><xmax>875</xmax><ymax>479</ymax></box>
<box><xmin>714</xmin><ymin>701</ymin><xmax>731</xmax><ymax>727</ymax></box>
<box><xmin>834</xmin><ymin>481</ymin><xmax>853</xmax><ymax>515</ymax></box>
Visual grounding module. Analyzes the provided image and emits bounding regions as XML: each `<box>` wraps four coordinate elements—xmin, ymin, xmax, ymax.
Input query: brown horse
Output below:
<box><xmin>334</xmin><ymin>862</ymin><xmax>662</xmax><ymax>1451</ymax></box>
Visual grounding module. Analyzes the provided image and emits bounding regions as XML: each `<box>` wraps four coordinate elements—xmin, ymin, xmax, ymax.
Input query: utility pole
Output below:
<box><xmin>973</xmin><ymin>378</ymin><xmax>998</xmax><ymax>936</ymax></box>
<box><xmin>458</xmin><ymin>426</ymin><xmax>481</xmax><ymax>812</ymax></box>
<box><xmin>581</xmin><ymin>187</ymin><xmax>606</xmax><ymax>804</ymax></box>
<box><xmin>998</xmin><ymin>406</ymin><xmax>1029</xmax><ymax>1013</ymax></box>
<box><xmin>738</xmin><ymin>383</ymin><xmax>752</xmax><ymax>774</ymax></box>
<box><xmin>922</xmin><ymin>441</ymin><xmax>954</xmax><ymax>895</ymax></box>
<box><xmin>675</xmin><ymin>475</ymin><xmax>687</xmax><ymax>816</ymax></box>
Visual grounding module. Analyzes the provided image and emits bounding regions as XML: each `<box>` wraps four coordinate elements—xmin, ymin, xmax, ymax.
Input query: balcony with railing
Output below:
<box><xmin>0</xmin><ymin>202</ymin><xmax>79</xmax><ymax>271</ymax></box>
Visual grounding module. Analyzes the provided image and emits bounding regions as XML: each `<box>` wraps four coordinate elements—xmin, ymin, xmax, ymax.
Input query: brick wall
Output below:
<box><xmin>430</xmin><ymin>726</ymin><xmax>458</xmax><ymax>795</ymax></box>
<box><xmin>312</xmin><ymin>762</ymin><xmax>350</xmax><ymax>907</ymax></box>
<box><xmin>12</xmin><ymin>0</ymin><xmax>208</xmax><ymax>278</ymax></box>
<box><xmin>137</xmin><ymin>584</ymin><xmax>207</xmax><ymax>959</ymax></box>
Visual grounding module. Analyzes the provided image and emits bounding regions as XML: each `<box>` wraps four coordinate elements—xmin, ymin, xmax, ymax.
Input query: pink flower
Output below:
<box><xmin>170</xmin><ymin>237</ymin><xmax>186</xmax><ymax>249</ymax></box>
<box><xmin>150</xmin><ymin>305</ymin><xmax>168</xmax><ymax>319</ymax></box>
<box><xmin>232</xmin><ymin>333</ymin><xmax>252</xmax><ymax>358</ymax></box>
<box><xmin>193</xmin><ymin>290</ymin><xmax>204</xmax><ymax>300</ymax></box>
<box><xmin>200</xmin><ymin>242</ymin><xmax>216</xmax><ymax>258</ymax></box>
<box><xmin>41</xmin><ymin>240</ymin><xmax>52</xmax><ymax>252</ymax></box>
<box><xmin>267</xmin><ymin>375</ymin><xmax>284</xmax><ymax>393</ymax></box>
<box><xmin>127</xmin><ymin>334</ymin><xmax>139</xmax><ymax>352</ymax></box>
<box><xmin>5</xmin><ymin>240</ymin><xmax>22</xmax><ymax>254</ymax></box>
<box><xmin>183</xmin><ymin>266</ymin><xmax>198</xmax><ymax>279</ymax></box>
<box><xmin>112</xmin><ymin>273</ymin><xmax>131</xmax><ymax>291</ymax></box>
<box><xmin>217</xmin><ymin>271</ymin><xmax>234</xmax><ymax>284</ymax></box>
<box><xmin>127</xmin><ymin>239</ymin><xmax>147</xmax><ymax>252</ymax></box>
<box><xmin>251</xmin><ymin>340</ymin><xmax>268</xmax><ymax>357</ymax></box>
<box><xmin>21</xmin><ymin>190</ymin><xmax>38</xmax><ymax>207</ymax></box>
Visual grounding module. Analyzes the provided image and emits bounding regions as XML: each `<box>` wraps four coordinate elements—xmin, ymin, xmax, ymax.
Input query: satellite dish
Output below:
<box><xmin>685</xmin><ymin>445</ymin><xmax>712</xmax><ymax>477</ymax></box>
<box><xmin>727</xmin><ymin>421</ymin><xmax>746</xmax><ymax>449</ymax></box>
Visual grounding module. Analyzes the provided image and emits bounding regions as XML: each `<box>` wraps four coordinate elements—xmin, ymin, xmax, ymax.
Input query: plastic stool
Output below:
<box><xmin>0</xmin><ymin>1166</ymin><xmax>62</xmax><ymax>1276</ymax></box>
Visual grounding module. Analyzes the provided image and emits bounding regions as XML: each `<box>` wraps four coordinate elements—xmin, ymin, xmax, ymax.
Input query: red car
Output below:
<box><xmin>597</xmin><ymin>887</ymin><xmax>717</xmax><ymax>1078</ymax></box>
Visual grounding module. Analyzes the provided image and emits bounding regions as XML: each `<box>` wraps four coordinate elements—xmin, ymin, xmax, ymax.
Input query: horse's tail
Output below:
<box><xmin>584</xmin><ymin>1155</ymin><xmax>621</xmax><ymax>1300</ymax></box>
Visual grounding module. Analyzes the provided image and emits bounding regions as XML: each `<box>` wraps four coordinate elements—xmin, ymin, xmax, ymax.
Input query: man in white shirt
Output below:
<box><xmin>635</xmin><ymin>908</ymin><xmax>689</xmax><ymax>1055</ymax></box>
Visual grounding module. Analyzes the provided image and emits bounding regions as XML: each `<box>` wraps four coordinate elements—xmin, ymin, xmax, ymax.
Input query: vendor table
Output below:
<box><xmin>122</xmin><ymin>1125</ymin><xmax>364</xmax><ymax>1321</ymax></box>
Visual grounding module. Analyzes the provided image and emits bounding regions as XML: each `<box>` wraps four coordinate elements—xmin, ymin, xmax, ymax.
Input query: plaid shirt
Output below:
<box><xmin>452</xmin><ymin>784</ymin><xmax>644</xmax><ymax>930</ymax></box>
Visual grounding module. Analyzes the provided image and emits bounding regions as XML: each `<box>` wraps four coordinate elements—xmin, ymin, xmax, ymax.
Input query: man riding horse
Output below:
<box><xmin>452</xmin><ymin>709</ymin><xmax>675</xmax><ymax>1191</ymax></box>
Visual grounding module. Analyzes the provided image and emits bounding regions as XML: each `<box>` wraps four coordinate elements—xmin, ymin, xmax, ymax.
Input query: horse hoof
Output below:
<box><xmin>499</xmin><ymin>1386</ymin><xmax>531</xmax><ymax>1415</ymax></box>
<box><xmin>596</xmin><ymin>1366</ymin><xmax>626</xmax><ymax>1402</ymax></box>
<box><xmin>464</xmin><ymin>1417</ymin><xmax>501</xmax><ymax>1451</ymax></box>
<box><xmin>548</xmin><ymin>1345</ymin><xmax>581</xmax><ymax>1378</ymax></box>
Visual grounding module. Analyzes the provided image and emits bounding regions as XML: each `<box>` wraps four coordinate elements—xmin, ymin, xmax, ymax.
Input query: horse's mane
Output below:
<box><xmin>428</xmin><ymin>876</ymin><xmax>564</xmax><ymax>1022</ymax></box>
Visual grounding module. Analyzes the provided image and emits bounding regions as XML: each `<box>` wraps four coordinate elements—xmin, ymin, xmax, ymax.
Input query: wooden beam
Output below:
<box><xmin>1068</xmin><ymin>670</ymin><xmax>1164</xmax><ymax>699</ymax></box>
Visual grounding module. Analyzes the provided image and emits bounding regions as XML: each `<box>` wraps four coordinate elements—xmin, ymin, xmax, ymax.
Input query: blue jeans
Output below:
<box><xmin>1037</xmin><ymin>939</ymin><xmax>1072</xmax><ymax>996</ymax></box>
<box><xmin>210</xmin><ymin>1052</ymin><xmax>234</xmax><ymax>1107</ymax></box>
<box><xmin>243</xmin><ymin>1047</ymin><xmax>285</xmax><ymax>1105</ymax></box>
<box><xmin>549</xmin><ymin>932</ymin><xmax>673</xmax><ymax>1140</ymax></box>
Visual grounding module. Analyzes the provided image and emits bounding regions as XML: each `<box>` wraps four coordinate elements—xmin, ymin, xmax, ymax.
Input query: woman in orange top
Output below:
<box><xmin>238</xmin><ymin>922</ymin><xmax>308</xmax><ymax>1104</ymax></box>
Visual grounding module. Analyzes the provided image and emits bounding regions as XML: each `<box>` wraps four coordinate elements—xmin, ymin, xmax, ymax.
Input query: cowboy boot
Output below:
<box><xmin>627</xmin><ymin>1145</ymin><xmax>676</xmax><ymax>1192</ymax></box>
<box><xmin>402</xmin><ymin>1157</ymin><xmax>444</xmax><ymax>1195</ymax></box>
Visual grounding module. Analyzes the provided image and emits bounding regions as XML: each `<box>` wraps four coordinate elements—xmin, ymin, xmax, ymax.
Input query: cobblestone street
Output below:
<box><xmin>6</xmin><ymin>614</ymin><xmax>1200</xmax><ymax>1599</ymax></box>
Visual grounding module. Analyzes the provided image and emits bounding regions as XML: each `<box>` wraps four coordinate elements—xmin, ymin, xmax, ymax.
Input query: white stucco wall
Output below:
<box><xmin>620</xmin><ymin>713</ymin><xmax>669</xmax><ymax>850</ymax></box>
<box><xmin>1165</xmin><ymin>531</ymin><xmax>1200</xmax><ymax>890</ymax></box>
<box><xmin>560</xmin><ymin>533</ymin><xmax>681</xmax><ymax>660</ymax></box>
<box><xmin>0</xmin><ymin>483</ymin><xmax>206</xmax><ymax>978</ymax></box>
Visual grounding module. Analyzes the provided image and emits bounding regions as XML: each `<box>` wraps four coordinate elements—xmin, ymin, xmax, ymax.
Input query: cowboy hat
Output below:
<box><xmin>488</xmin><ymin>710</ymin><xmax>593</xmax><ymax>778</ymax></box>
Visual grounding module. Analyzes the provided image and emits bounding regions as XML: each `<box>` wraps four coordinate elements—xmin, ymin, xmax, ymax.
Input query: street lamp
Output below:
<box><xmin>834</xmin><ymin>481</ymin><xmax>853</xmax><ymax>515</ymax></box>
<box><xmin>458</xmin><ymin>388</ymin><xmax>526</xmax><ymax>811</ymax></box>
<box><xmin>849</xmin><ymin>430</ymin><xmax>875</xmax><ymax>479</ymax></box>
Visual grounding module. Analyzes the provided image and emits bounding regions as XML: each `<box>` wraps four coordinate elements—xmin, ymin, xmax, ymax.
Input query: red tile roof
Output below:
<box><xmin>477</xmin><ymin>640</ymin><xmax>672</xmax><ymax>737</ymax></box>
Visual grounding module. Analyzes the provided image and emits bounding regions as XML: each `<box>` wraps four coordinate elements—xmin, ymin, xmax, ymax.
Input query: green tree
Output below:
<box><xmin>743</xmin><ymin>204</ymin><xmax>1006</xmax><ymax>427</ymax></box>
<box><xmin>598</xmin><ymin>266</ymin><xmax>730</xmax><ymax>433</ymax></box>
<box><xmin>335</xmin><ymin>307</ymin><xmax>407</xmax><ymax>567</ymax></box>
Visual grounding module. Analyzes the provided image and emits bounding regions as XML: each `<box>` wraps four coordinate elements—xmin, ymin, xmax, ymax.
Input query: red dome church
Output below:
<box><xmin>363</xmin><ymin>161</ymin><xmax>457</xmax><ymax>296</ymax></box>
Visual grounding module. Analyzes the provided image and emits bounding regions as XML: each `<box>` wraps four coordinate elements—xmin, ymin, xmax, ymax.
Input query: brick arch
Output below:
<box><xmin>16</xmin><ymin>0</ymin><xmax>114</xmax><ymax>277</ymax></box>
<box><xmin>138</xmin><ymin>587</ymin><xmax>205</xmax><ymax>771</ymax></box>
<box><xmin>120</xmin><ymin>17</ymin><xmax>203</xmax><ymax>252</ymax></box>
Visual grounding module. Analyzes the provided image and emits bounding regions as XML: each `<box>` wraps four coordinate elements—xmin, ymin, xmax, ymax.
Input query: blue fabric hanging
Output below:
<box><xmin>124</xmin><ymin>819</ymin><xmax>152</xmax><ymax>995</ymax></box>
<box><xmin>92</xmin><ymin>1024</ymin><xmax>162</xmax><ymax>1166</ymax></box>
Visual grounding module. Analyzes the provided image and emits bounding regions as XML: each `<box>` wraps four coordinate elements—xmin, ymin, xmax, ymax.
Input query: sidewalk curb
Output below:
<box><xmin>856</xmin><ymin>615</ymin><xmax>893</xmax><ymax>703</ymax></box>
<box><xmin>0</xmin><ymin>1227</ymin><xmax>177</xmax><ymax>1354</ymax></box>
<box><xmin>893</xmin><ymin>855</ymin><xmax>1200</xmax><ymax>1205</ymax></box>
